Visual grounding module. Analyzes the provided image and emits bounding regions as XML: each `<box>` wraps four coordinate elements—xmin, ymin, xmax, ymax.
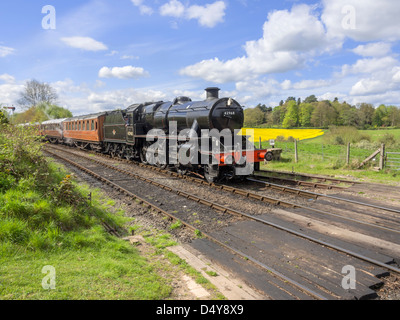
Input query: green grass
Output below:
<box><xmin>1</xmin><ymin>242</ymin><xmax>172</xmax><ymax>299</ymax></box>
<box><xmin>0</xmin><ymin>124</ymin><xmax>176</xmax><ymax>300</ymax></box>
<box><xmin>0</xmin><ymin>161</ymin><xmax>175</xmax><ymax>299</ymax></box>
<box><xmin>261</xmin><ymin>129</ymin><xmax>400</xmax><ymax>185</ymax></box>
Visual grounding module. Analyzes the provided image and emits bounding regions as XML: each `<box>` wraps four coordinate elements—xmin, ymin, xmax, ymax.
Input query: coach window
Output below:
<box><xmin>95</xmin><ymin>121</ymin><xmax>97</xmax><ymax>130</ymax></box>
<box><xmin>91</xmin><ymin>120</ymin><xmax>94</xmax><ymax>131</ymax></box>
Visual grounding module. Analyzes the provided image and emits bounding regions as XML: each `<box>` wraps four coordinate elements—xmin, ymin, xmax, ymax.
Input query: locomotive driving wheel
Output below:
<box><xmin>203</xmin><ymin>164</ymin><xmax>219</xmax><ymax>183</ymax></box>
<box><xmin>140</xmin><ymin>145</ymin><xmax>148</xmax><ymax>164</ymax></box>
<box><xmin>174</xmin><ymin>163</ymin><xmax>187</xmax><ymax>176</ymax></box>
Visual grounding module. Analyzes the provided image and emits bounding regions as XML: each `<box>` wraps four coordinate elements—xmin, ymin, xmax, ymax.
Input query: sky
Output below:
<box><xmin>1</xmin><ymin>0</ymin><xmax>400</xmax><ymax>116</ymax></box>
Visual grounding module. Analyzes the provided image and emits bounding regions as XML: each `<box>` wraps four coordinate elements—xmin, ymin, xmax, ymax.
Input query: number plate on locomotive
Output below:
<box><xmin>223</xmin><ymin>111</ymin><xmax>236</xmax><ymax>117</ymax></box>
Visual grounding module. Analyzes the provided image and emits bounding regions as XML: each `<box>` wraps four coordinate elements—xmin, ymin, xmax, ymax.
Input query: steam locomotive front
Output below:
<box><xmin>207</xmin><ymin>87</ymin><xmax>244</xmax><ymax>133</ymax></box>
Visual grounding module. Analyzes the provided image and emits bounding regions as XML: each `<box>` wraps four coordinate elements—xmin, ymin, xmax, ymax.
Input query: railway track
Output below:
<box><xmin>46</xmin><ymin>145</ymin><xmax>400</xmax><ymax>236</ymax></box>
<box><xmin>247</xmin><ymin>177</ymin><xmax>400</xmax><ymax>215</ymax></box>
<box><xmin>44</xmin><ymin>145</ymin><xmax>400</xmax><ymax>300</ymax></box>
<box><xmin>253</xmin><ymin>173</ymin><xmax>349</xmax><ymax>190</ymax></box>
<box><xmin>256</xmin><ymin>169</ymin><xmax>358</xmax><ymax>187</ymax></box>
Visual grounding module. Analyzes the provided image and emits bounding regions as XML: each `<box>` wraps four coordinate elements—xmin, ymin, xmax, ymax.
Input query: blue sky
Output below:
<box><xmin>1</xmin><ymin>0</ymin><xmax>400</xmax><ymax>115</ymax></box>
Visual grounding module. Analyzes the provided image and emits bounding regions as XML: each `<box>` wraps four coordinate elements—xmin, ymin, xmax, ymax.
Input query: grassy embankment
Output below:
<box><xmin>243</xmin><ymin>127</ymin><xmax>400</xmax><ymax>185</ymax></box>
<box><xmin>0</xmin><ymin>124</ymin><xmax>217</xmax><ymax>300</ymax></box>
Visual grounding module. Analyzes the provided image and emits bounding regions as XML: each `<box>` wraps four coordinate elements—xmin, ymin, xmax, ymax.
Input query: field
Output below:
<box><xmin>241</xmin><ymin>128</ymin><xmax>400</xmax><ymax>185</ymax></box>
<box><xmin>240</xmin><ymin>128</ymin><xmax>325</xmax><ymax>143</ymax></box>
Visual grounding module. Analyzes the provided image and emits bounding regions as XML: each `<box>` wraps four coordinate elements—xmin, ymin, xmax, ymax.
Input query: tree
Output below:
<box><xmin>285</xmin><ymin>97</ymin><xmax>296</xmax><ymax>104</ymax></box>
<box><xmin>358</xmin><ymin>103</ymin><xmax>375</xmax><ymax>128</ymax></box>
<box><xmin>299</xmin><ymin>103</ymin><xmax>314</xmax><ymax>127</ymax></box>
<box><xmin>372</xmin><ymin>104</ymin><xmax>388</xmax><ymax>127</ymax></box>
<box><xmin>282</xmin><ymin>100</ymin><xmax>299</xmax><ymax>128</ymax></box>
<box><xmin>18</xmin><ymin>79</ymin><xmax>58</xmax><ymax>108</ymax></box>
<box><xmin>244</xmin><ymin>107</ymin><xmax>265</xmax><ymax>127</ymax></box>
<box><xmin>37</xmin><ymin>102</ymin><xmax>73</xmax><ymax>119</ymax></box>
<box><xmin>0</xmin><ymin>109</ymin><xmax>9</xmax><ymax>125</ymax></box>
<box><xmin>387</xmin><ymin>106</ymin><xmax>400</xmax><ymax>127</ymax></box>
<box><xmin>14</xmin><ymin>106</ymin><xmax>49</xmax><ymax>124</ymax></box>
<box><xmin>271</xmin><ymin>105</ymin><xmax>287</xmax><ymax>126</ymax></box>
<box><xmin>304</xmin><ymin>95</ymin><xmax>318</xmax><ymax>104</ymax></box>
<box><xmin>311</xmin><ymin>101</ymin><xmax>337</xmax><ymax>127</ymax></box>
<box><xmin>336</xmin><ymin>102</ymin><xmax>358</xmax><ymax>127</ymax></box>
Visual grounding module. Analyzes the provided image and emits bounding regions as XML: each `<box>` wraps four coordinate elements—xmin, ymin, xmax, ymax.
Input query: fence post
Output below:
<box><xmin>294</xmin><ymin>139</ymin><xmax>298</xmax><ymax>163</ymax></box>
<box><xmin>321</xmin><ymin>144</ymin><xmax>324</xmax><ymax>161</ymax></box>
<box><xmin>380</xmin><ymin>143</ymin><xmax>385</xmax><ymax>170</ymax></box>
<box><xmin>347</xmin><ymin>143</ymin><xmax>350</xmax><ymax>165</ymax></box>
<box><xmin>259</xmin><ymin>137</ymin><xmax>262</xmax><ymax>149</ymax></box>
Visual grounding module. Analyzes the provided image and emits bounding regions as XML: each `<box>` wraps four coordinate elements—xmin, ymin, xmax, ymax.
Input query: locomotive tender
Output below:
<box><xmin>41</xmin><ymin>88</ymin><xmax>272</xmax><ymax>182</ymax></box>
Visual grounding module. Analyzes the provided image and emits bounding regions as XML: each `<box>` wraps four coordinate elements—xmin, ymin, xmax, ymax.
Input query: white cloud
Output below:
<box><xmin>98</xmin><ymin>66</ymin><xmax>149</xmax><ymax>79</ymax></box>
<box><xmin>0</xmin><ymin>46</ymin><xmax>15</xmax><ymax>57</ymax></box>
<box><xmin>0</xmin><ymin>74</ymin><xmax>16</xmax><ymax>84</ymax></box>
<box><xmin>61</xmin><ymin>36</ymin><xmax>108</xmax><ymax>51</ymax></box>
<box><xmin>322</xmin><ymin>0</ymin><xmax>400</xmax><ymax>42</ymax></box>
<box><xmin>121</xmin><ymin>55</ymin><xmax>139</xmax><ymax>60</ymax></box>
<box><xmin>350</xmin><ymin>78</ymin><xmax>389</xmax><ymax>96</ymax></box>
<box><xmin>159</xmin><ymin>0</ymin><xmax>185</xmax><ymax>18</ymax></box>
<box><xmin>180</xmin><ymin>4</ymin><xmax>329</xmax><ymax>83</ymax></box>
<box><xmin>186</xmin><ymin>1</ymin><xmax>226</xmax><ymax>28</ymax></box>
<box><xmin>352</xmin><ymin>42</ymin><xmax>392</xmax><ymax>57</ymax></box>
<box><xmin>341</xmin><ymin>56</ymin><xmax>398</xmax><ymax>76</ymax></box>
<box><xmin>341</xmin><ymin>56</ymin><xmax>400</xmax><ymax>97</ymax></box>
<box><xmin>256</xmin><ymin>4</ymin><xmax>329</xmax><ymax>53</ymax></box>
<box><xmin>106</xmin><ymin>50</ymin><xmax>119</xmax><ymax>56</ymax></box>
<box><xmin>0</xmin><ymin>82</ymin><xmax>24</xmax><ymax>107</ymax></box>
<box><xmin>95</xmin><ymin>80</ymin><xmax>106</xmax><ymax>88</ymax></box>
<box><xmin>82</xmin><ymin>88</ymin><xmax>166</xmax><ymax>113</ymax></box>
<box><xmin>160</xmin><ymin>0</ymin><xmax>226</xmax><ymax>28</ymax></box>
<box><xmin>281</xmin><ymin>79</ymin><xmax>336</xmax><ymax>90</ymax></box>
<box><xmin>131</xmin><ymin>0</ymin><xmax>154</xmax><ymax>15</ymax></box>
<box><xmin>392</xmin><ymin>67</ymin><xmax>400</xmax><ymax>83</ymax></box>
<box><xmin>236</xmin><ymin>79</ymin><xmax>279</xmax><ymax>99</ymax></box>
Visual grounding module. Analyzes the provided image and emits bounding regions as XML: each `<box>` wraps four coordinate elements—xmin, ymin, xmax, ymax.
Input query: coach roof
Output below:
<box><xmin>64</xmin><ymin>111</ymin><xmax>107</xmax><ymax>122</ymax></box>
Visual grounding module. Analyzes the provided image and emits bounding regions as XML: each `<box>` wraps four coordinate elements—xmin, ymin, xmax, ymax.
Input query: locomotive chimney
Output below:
<box><xmin>205</xmin><ymin>87</ymin><xmax>220</xmax><ymax>100</ymax></box>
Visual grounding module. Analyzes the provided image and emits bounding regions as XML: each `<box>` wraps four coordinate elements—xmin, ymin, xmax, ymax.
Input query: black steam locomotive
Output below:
<box><xmin>41</xmin><ymin>88</ymin><xmax>271</xmax><ymax>182</ymax></box>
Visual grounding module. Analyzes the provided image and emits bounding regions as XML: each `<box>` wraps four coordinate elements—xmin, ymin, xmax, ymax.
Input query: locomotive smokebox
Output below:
<box><xmin>205</xmin><ymin>87</ymin><xmax>220</xmax><ymax>100</ymax></box>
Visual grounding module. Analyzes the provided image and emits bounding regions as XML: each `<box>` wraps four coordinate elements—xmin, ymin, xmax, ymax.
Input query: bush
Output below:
<box><xmin>323</xmin><ymin>126</ymin><xmax>368</xmax><ymax>145</ymax></box>
<box><xmin>378</xmin><ymin>133</ymin><xmax>396</xmax><ymax>146</ymax></box>
<box><xmin>354</xmin><ymin>140</ymin><xmax>379</xmax><ymax>150</ymax></box>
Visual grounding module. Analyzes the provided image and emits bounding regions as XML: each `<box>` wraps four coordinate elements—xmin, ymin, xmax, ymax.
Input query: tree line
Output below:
<box><xmin>244</xmin><ymin>95</ymin><xmax>400</xmax><ymax>129</ymax></box>
<box><xmin>1</xmin><ymin>80</ymin><xmax>72</xmax><ymax>124</ymax></box>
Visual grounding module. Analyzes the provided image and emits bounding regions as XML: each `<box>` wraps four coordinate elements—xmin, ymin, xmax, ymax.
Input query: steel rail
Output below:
<box><xmin>44</xmin><ymin>149</ymin><xmax>326</xmax><ymax>300</ymax></box>
<box><xmin>248</xmin><ymin>177</ymin><xmax>400</xmax><ymax>215</ymax></box>
<box><xmin>45</xmin><ymin>147</ymin><xmax>400</xmax><ymax>275</ymax></box>
<box><xmin>253</xmin><ymin>174</ymin><xmax>347</xmax><ymax>190</ymax></box>
<box><xmin>256</xmin><ymin>169</ymin><xmax>359</xmax><ymax>185</ymax></box>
